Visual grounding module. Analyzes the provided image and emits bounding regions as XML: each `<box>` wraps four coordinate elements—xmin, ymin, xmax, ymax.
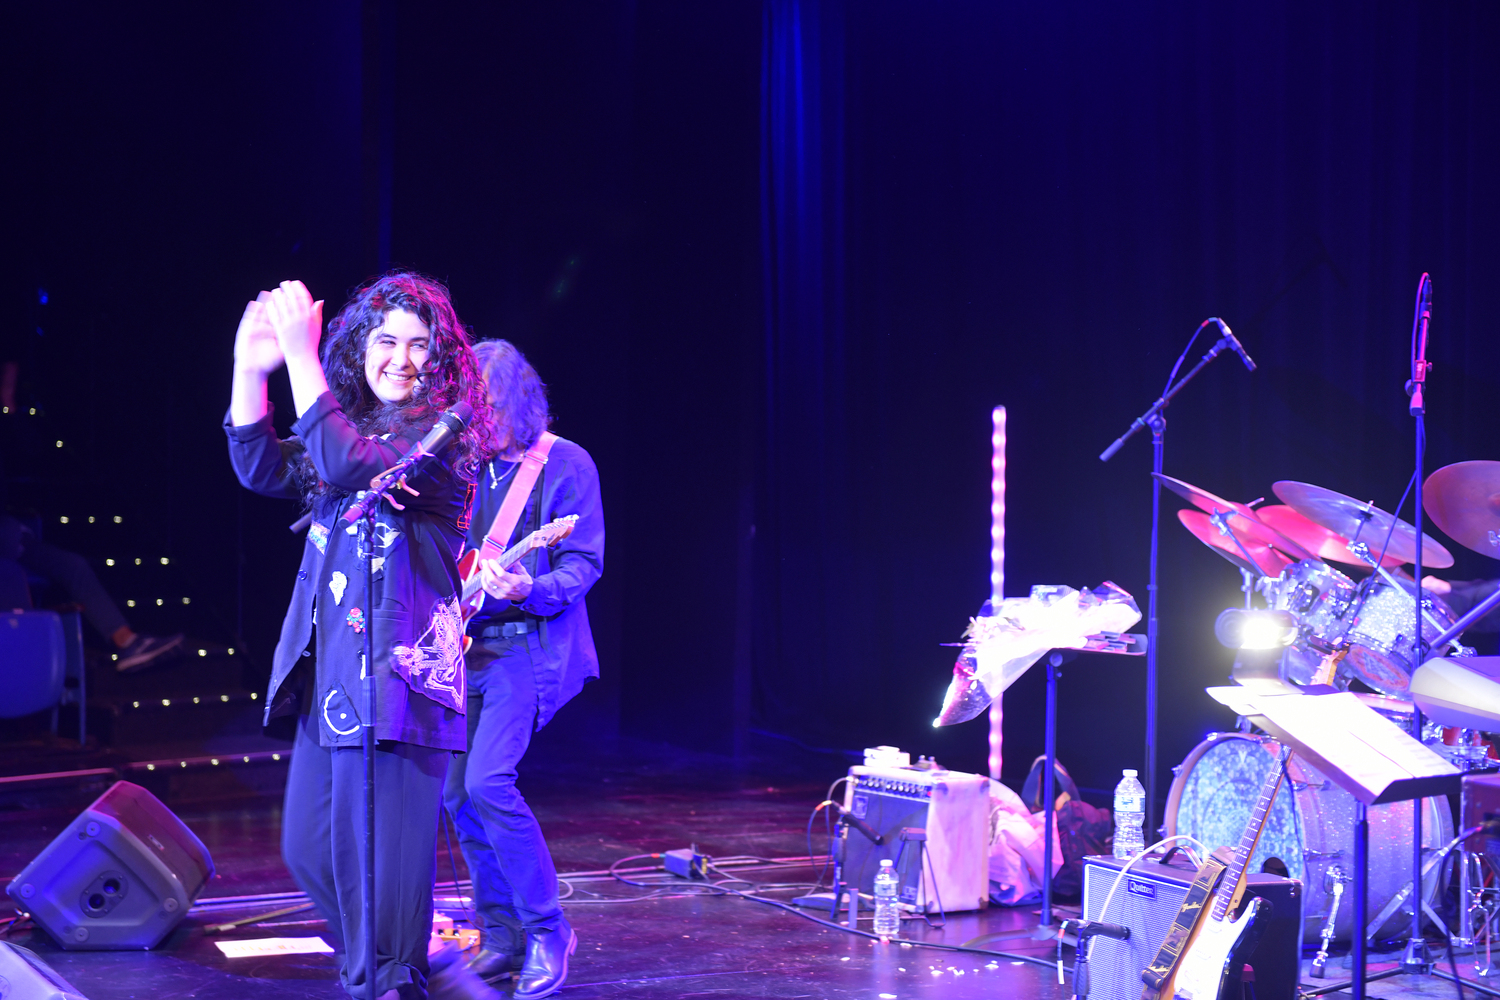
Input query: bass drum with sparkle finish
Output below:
<box><xmin>1164</xmin><ymin>732</ymin><xmax>1449</xmax><ymax>943</ymax></box>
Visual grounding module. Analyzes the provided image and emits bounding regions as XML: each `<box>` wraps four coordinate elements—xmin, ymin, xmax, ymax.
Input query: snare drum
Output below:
<box><xmin>1343</xmin><ymin>578</ymin><xmax>1459</xmax><ymax>696</ymax></box>
<box><xmin>1165</xmin><ymin>732</ymin><xmax>1449</xmax><ymax>942</ymax></box>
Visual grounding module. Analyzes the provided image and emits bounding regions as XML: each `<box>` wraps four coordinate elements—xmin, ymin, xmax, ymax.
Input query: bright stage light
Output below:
<box><xmin>1214</xmin><ymin>608</ymin><xmax>1297</xmax><ymax>650</ymax></box>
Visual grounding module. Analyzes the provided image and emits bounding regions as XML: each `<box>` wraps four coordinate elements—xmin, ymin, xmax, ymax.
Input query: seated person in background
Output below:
<box><xmin>0</xmin><ymin>513</ymin><xmax>184</xmax><ymax>672</ymax></box>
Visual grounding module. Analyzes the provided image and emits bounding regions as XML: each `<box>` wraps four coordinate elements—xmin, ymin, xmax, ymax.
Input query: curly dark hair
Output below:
<box><xmin>290</xmin><ymin>271</ymin><xmax>500</xmax><ymax>503</ymax></box>
<box><xmin>474</xmin><ymin>339</ymin><xmax>551</xmax><ymax>453</ymax></box>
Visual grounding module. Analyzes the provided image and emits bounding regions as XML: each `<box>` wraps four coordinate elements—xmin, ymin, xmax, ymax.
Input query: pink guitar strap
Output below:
<box><xmin>477</xmin><ymin>432</ymin><xmax>559</xmax><ymax>563</ymax></box>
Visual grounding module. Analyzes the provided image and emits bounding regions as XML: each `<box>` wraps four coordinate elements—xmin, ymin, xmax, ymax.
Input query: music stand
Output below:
<box><xmin>1034</xmin><ymin>634</ymin><xmax>1148</xmax><ymax>933</ymax></box>
<box><xmin>1207</xmin><ymin>687</ymin><xmax>1461</xmax><ymax>1000</ymax></box>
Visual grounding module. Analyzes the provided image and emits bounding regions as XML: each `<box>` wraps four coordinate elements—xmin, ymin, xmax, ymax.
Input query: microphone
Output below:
<box><xmin>1409</xmin><ymin>273</ymin><xmax>1432</xmax><ymax>416</ymax></box>
<box><xmin>341</xmin><ymin>402</ymin><xmax>473</xmax><ymax>525</ymax></box>
<box><xmin>839</xmin><ymin>808</ymin><xmax>884</xmax><ymax>846</ymax></box>
<box><xmin>1213</xmin><ymin>318</ymin><xmax>1257</xmax><ymax>372</ymax></box>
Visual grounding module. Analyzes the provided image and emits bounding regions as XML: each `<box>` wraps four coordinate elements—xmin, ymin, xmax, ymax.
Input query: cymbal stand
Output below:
<box><xmin>1207</xmin><ymin>509</ymin><xmax>1261</xmax><ymax>609</ymax></box>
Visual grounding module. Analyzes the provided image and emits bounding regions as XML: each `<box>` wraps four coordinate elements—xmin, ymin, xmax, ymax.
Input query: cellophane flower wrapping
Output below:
<box><xmin>936</xmin><ymin>582</ymin><xmax>1141</xmax><ymax>726</ymax></box>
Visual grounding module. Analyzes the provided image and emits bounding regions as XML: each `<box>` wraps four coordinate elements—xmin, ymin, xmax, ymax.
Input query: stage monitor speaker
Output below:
<box><xmin>1081</xmin><ymin>854</ymin><xmax>1301</xmax><ymax>1000</ymax></box>
<box><xmin>5</xmin><ymin>781</ymin><xmax>214</xmax><ymax>950</ymax></box>
<box><xmin>841</xmin><ymin>765</ymin><xmax>990</xmax><ymax>913</ymax></box>
<box><xmin>0</xmin><ymin>942</ymin><xmax>90</xmax><ymax>1000</ymax></box>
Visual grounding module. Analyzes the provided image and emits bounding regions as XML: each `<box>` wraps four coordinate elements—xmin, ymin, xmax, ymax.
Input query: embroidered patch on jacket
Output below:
<box><xmin>307</xmin><ymin>521</ymin><xmax>330</xmax><ymax>555</ymax></box>
<box><xmin>322</xmin><ymin>686</ymin><xmax>361</xmax><ymax>737</ymax></box>
<box><xmin>346</xmin><ymin>607</ymin><xmax>366</xmax><ymax>634</ymax></box>
<box><xmin>390</xmin><ymin>596</ymin><xmax>466</xmax><ymax>714</ymax></box>
<box><xmin>345</xmin><ymin>517</ymin><xmax>403</xmax><ymax>560</ymax></box>
<box><xmin>329</xmin><ymin>571</ymin><xmax>348</xmax><ymax>606</ymax></box>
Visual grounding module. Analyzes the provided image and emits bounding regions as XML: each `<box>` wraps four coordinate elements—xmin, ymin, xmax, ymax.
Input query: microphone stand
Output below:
<box><xmin>1099</xmin><ymin>325</ymin><xmax>1249</xmax><ymax>838</ymax></box>
<box><xmin>1401</xmin><ymin>273</ymin><xmax>1434</xmax><ymax>976</ymax></box>
<box><xmin>361</xmin><ymin>502</ymin><xmax>378</xmax><ymax>1000</ymax></box>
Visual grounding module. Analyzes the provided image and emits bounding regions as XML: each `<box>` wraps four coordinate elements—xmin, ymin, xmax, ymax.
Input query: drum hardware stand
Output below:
<box><xmin>1310</xmin><ymin>866</ymin><xmax>1351</xmax><ymax>978</ymax></box>
<box><xmin>1207</xmin><ymin>509</ymin><xmax>1260</xmax><ymax>609</ymax></box>
<box><xmin>1099</xmin><ymin>317</ymin><xmax>1252</xmax><ymax>840</ymax></box>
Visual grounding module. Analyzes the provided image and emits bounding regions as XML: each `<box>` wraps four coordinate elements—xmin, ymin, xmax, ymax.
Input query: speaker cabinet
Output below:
<box><xmin>1082</xmin><ymin>854</ymin><xmax>1301</xmax><ymax>1000</ymax></box>
<box><xmin>6</xmin><ymin>782</ymin><xmax>214</xmax><ymax>950</ymax></box>
<box><xmin>0</xmin><ymin>942</ymin><xmax>89</xmax><ymax>1000</ymax></box>
<box><xmin>842</xmin><ymin>765</ymin><xmax>990</xmax><ymax>913</ymax></box>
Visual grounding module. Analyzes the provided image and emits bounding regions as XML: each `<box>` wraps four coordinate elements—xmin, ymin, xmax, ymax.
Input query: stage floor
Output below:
<box><xmin>6</xmin><ymin>728</ymin><xmax>1495</xmax><ymax>1000</ymax></box>
<box><xmin>0</xmin><ymin>733</ymin><xmax>1067</xmax><ymax>1000</ymax></box>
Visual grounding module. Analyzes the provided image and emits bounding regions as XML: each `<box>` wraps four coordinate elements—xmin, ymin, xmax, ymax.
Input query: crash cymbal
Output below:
<box><xmin>1255</xmin><ymin>504</ymin><xmax>1405</xmax><ymax>569</ymax></box>
<box><xmin>1178</xmin><ymin>509</ymin><xmax>1294</xmax><ymax>578</ymax></box>
<box><xmin>1272</xmin><ymin>480</ymin><xmax>1455</xmax><ymax>569</ymax></box>
<box><xmin>1152</xmin><ymin>473</ymin><xmax>1315</xmax><ymax>561</ymax></box>
<box><xmin>1423</xmin><ymin>461</ymin><xmax>1500</xmax><ymax>561</ymax></box>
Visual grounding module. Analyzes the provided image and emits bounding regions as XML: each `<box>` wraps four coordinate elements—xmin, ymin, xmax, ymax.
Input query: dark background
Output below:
<box><xmin>5</xmin><ymin>2</ymin><xmax>1499</xmax><ymax>807</ymax></box>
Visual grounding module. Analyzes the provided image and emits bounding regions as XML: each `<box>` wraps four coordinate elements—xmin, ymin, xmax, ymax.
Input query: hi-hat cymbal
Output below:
<box><xmin>1423</xmin><ymin>461</ymin><xmax>1500</xmax><ymax>560</ymax></box>
<box><xmin>1254</xmin><ymin>504</ymin><xmax>1405</xmax><ymax>569</ymax></box>
<box><xmin>1272</xmin><ymin>480</ymin><xmax>1455</xmax><ymax>569</ymax></box>
<box><xmin>1152</xmin><ymin>473</ymin><xmax>1315</xmax><ymax>561</ymax></box>
<box><xmin>1178</xmin><ymin>509</ymin><xmax>1293</xmax><ymax>578</ymax></box>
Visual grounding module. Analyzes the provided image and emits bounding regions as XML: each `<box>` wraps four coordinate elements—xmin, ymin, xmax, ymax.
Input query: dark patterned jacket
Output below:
<box><xmin>225</xmin><ymin>392</ymin><xmax>471</xmax><ymax>750</ymax></box>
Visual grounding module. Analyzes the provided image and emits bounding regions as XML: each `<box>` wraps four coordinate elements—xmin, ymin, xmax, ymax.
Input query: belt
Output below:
<box><xmin>472</xmin><ymin>620</ymin><xmax>538</xmax><ymax>640</ymax></box>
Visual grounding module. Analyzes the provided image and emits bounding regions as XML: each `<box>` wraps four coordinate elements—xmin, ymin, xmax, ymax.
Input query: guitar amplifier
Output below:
<box><xmin>1081</xmin><ymin>854</ymin><xmax>1301</xmax><ymax>1000</ymax></box>
<box><xmin>841</xmin><ymin>765</ymin><xmax>990</xmax><ymax>913</ymax></box>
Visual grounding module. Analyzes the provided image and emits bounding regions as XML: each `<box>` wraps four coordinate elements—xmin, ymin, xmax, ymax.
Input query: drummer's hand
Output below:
<box><xmin>1422</xmin><ymin>575</ymin><xmax>1452</xmax><ymax>595</ymax></box>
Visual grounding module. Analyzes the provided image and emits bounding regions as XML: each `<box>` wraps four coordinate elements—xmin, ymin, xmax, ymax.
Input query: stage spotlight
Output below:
<box><xmin>1215</xmin><ymin>609</ymin><xmax>1296</xmax><ymax>650</ymax></box>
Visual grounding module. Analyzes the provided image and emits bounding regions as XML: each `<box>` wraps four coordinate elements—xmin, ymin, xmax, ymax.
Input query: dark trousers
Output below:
<box><xmin>283</xmin><ymin>706</ymin><xmax>449</xmax><ymax>1000</ymax></box>
<box><xmin>442</xmin><ymin>633</ymin><xmax>563</xmax><ymax>955</ymax></box>
<box><xmin>18</xmin><ymin>533</ymin><xmax>128</xmax><ymax>640</ymax></box>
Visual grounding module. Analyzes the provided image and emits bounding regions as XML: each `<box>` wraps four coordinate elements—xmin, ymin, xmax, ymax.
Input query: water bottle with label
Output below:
<box><xmin>873</xmin><ymin>859</ymin><xmax>900</xmax><ymax>938</ymax></box>
<box><xmin>1112</xmin><ymin>768</ymin><xmax>1146</xmax><ymax>859</ymax></box>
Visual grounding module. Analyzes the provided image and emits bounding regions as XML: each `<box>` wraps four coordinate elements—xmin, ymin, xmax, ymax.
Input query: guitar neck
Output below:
<box><xmin>1209</xmin><ymin>746</ymin><xmax>1287</xmax><ymax>923</ymax></box>
<box><xmin>461</xmin><ymin>534</ymin><xmax>536</xmax><ymax>602</ymax></box>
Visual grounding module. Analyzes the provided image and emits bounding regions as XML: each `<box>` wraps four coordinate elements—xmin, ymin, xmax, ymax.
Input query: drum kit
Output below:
<box><xmin>1158</xmin><ymin>462</ymin><xmax>1500</xmax><ymax>952</ymax></box>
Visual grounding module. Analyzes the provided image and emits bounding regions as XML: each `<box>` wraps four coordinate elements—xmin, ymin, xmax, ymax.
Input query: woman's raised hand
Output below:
<box><xmin>232</xmin><ymin>291</ymin><xmax>283</xmax><ymax>376</ymax></box>
<box><xmin>266</xmin><ymin>280</ymin><xmax>325</xmax><ymax>363</ymax></box>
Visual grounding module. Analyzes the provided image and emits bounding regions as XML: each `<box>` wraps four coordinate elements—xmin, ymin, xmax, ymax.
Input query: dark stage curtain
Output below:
<box><xmin>754</xmin><ymin>0</ymin><xmax>1500</xmax><ymax>796</ymax></box>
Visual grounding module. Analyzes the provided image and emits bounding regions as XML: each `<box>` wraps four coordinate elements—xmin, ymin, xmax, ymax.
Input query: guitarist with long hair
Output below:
<box><xmin>443</xmin><ymin>340</ymin><xmax>604</xmax><ymax>1000</ymax></box>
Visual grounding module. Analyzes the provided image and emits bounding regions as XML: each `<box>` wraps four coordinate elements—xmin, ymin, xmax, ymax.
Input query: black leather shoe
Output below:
<box><xmin>465</xmin><ymin>948</ymin><xmax>523</xmax><ymax>983</ymax></box>
<box><xmin>513</xmin><ymin>923</ymin><xmax>578</xmax><ymax>1000</ymax></box>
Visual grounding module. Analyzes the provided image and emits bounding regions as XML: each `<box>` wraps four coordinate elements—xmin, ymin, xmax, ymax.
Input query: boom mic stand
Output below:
<box><xmin>1099</xmin><ymin>318</ymin><xmax>1255</xmax><ymax>836</ymax></box>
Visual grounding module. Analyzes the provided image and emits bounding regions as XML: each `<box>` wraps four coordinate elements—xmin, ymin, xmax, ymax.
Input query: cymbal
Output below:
<box><xmin>1152</xmin><ymin>474</ymin><xmax>1315</xmax><ymax>561</ymax></box>
<box><xmin>1423</xmin><ymin>461</ymin><xmax>1500</xmax><ymax>560</ymax></box>
<box><xmin>1272</xmin><ymin>480</ymin><xmax>1455</xmax><ymax>569</ymax></box>
<box><xmin>1177</xmin><ymin>509</ymin><xmax>1293</xmax><ymax>578</ymax></box>
<box><xmin>1254</xmin><ymin>504</ymin><xmax>1405</xmax><ymax>569</ymax></box>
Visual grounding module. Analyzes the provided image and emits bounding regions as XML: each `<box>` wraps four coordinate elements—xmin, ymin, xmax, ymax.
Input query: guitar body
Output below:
<box><xmin>454</xmin><ymin>515</ymin><xmax>579</xmax><ymax>654</ymax></box>
<box><xmin>1168</xmin><ymin>896</ymin><xmax>1269</xmax><ymax>1000</ymax></box>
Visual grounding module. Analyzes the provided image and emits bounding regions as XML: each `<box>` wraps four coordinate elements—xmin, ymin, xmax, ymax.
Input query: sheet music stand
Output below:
<box><xmin>1207</xmin><ymin>687</ymin><xmax>1461</xmax><ymax>1000</ymax></box>
<box><xmin>1034</xmin><ymin>633</ymin><xmax>1148</xmax><ymax>933</ymax></box>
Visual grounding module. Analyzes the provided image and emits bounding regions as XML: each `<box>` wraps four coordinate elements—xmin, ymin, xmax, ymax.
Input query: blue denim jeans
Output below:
<box><xmin>442</xmin><ymin>633</ymin><xmax>563</xmax><ymax>955</ymax></box>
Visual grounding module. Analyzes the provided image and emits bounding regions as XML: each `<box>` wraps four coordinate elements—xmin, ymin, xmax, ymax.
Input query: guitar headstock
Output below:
<box><xmin>536</xmin><ymin>514</ymin><xmax>578</xmax><ymax>548</ymax></box>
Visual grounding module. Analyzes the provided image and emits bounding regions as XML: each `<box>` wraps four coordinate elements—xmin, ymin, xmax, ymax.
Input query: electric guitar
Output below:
<box><xmin>456</xmin><ymin>514</ymin><xmax>578</xmax><ymax>651</ymax></box>
<box><xmin>1152</xmin><ymin>743</ymin><xmax>1289</xmax><ymax>1000</ymax></box>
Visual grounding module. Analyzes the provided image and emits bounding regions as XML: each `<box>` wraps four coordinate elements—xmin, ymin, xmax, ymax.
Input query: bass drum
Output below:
<box><xmin>1165</xmin><ymin>732</ymin><xmax>1449</xmax><ymax>943</ymax></box>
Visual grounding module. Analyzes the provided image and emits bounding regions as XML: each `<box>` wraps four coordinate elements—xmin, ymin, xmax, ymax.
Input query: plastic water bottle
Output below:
<box><xmin>1112</xmin><ymin>769</ymin><xmax>1146</xmax><ymax>859</ymax></box>
<box><xmin>873</xmin><ymin>860</ymin><xmax>900</xmax><ymax>938</ymax></box>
